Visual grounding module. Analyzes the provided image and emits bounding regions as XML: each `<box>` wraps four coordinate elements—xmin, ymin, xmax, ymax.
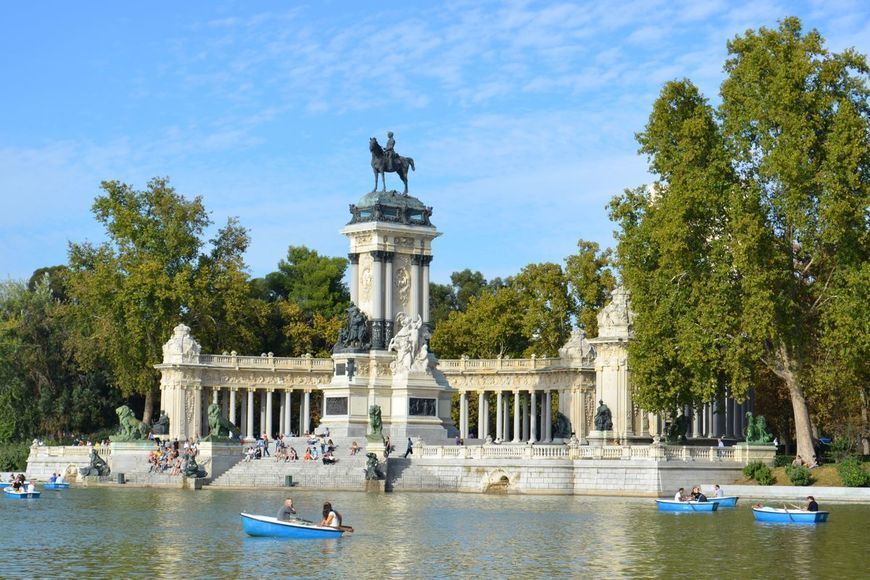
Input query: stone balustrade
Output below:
<box><xmin>35</xmin><ymin>445</ymin><xmax>111</xmax><ymax>458</ymax></box>
<box><xmin>198</xmin><ymin>353</ymin><xmax>333</xmax><ymax>371</ymax></box>
<box><xmin>418</xmin><ymin>443</ymin><xmax>772</xmax><ymax>463</ymax></box>
<box><xmin>437</xmin><ymin>356</ymin><xmax>568</xmax><ymax>372</ymax></box>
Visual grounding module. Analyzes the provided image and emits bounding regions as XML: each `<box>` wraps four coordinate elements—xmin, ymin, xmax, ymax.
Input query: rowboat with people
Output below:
<box><xmin>751</xmin><ymin>506</ymin><xmax>829</xmax><ymax>523</ymax></box>
<box><xmin>710</xmin><ymin>496</ymin><xmax>739</xmax><ymax>507</ymax></box>
<box><xmin>4</xmin><ymin>487</ymin><xmax>41</xmax><ymax>499</ymax></box>
<box><xmin>655</xmin><ymin>499</ymin><xmax>719</xmax><ymax>512</ymax></box>
<box><xmin>43</xmin><ymin>482</ymin><xmax>72</xmax><ymax>490</ymax></box>
<box><xmin>240</xmin><ymin>513</ymin><xmax>349</xmax><ymax>539</ymax></box>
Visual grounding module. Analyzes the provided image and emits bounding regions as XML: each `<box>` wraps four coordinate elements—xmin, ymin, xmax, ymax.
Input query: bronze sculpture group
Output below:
<box><xmin>370</xmin><ymin>132</ymin><xmax>415</xmax><ymax>194</ymax></box>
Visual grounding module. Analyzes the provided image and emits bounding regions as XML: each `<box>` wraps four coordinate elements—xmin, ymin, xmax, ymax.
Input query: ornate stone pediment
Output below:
<box><xmin>596</xmin><ymin>286</ymin><xmax>634</xmax><ymax>339</ymax></box>
<box><xmin>162</xmin><ymin>323</ymin><xmax>201</xmax><ymax>364</ymax></box>
<box><xmin>559</xmin><ymin>328</ymin><xmax>596</xmax><ymax>365</ymax></box>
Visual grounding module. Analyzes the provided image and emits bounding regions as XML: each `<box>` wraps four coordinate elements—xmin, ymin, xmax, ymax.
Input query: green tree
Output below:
<box><xmin>262</xmin><ymin>246</ymin><xmax>350</xmax><ymax>318</ymax></box>
<box><xmin>564</xmin><ymin>240</ymin><xmax>616</xmax><ymax>336</ymax></box>
<box><xmin>430</xmin><ymin>287</ymin><xmax>526</xmax><ymax>358</ymax></box>
<box><xmin>512</xmin><ymin>262</ymin><xmax>573</xmax><ymax>356</ymax></box>
<box><xmin>66</xmin><ymin>177</ymin><xmax>258</xmax><ymax>422</ymax></box>
<box><xmin>610</xmin><ymin>18</ymin><xmax>869</xmax><ymax>459</ymax></box>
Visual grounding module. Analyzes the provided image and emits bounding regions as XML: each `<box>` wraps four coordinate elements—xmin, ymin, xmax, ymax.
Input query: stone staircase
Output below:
<box><xmin>209</xmin><ymin>437</ymin><xmax>368</xmax><ymax>490</ymax></box>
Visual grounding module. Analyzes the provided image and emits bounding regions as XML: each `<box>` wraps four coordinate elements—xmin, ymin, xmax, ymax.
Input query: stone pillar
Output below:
<box><xmin>302</xmin><ymin>390</ymin><xmax>311</xmax><ymax>435</ymax></box>
<box><xmin>371</xmin><ymin>251</ymin><xmax>385</xmax><ymax>349</ymax></box>
<box><xmin>278</xmin><ymin>394</ymin><xmax>285</xmax><ymax>436</ymax></box>
<box><xmin>496</xmin><ymin>391</ymin><xmax>503</xmax><ymax>440</ymax></box>
<box><xmin>513</xmin><ymin>391</ymin><xmax>521</xmax><ymax>443</ymax></box>
<box><xmin>734</xmin><ymin>400</ymin><xmax>743</xmax><ymax>439</ymax></box>
<box><xmin>459</xmin><ymin>392</ymin><xmax>468</xmax><ymax>439</ymax></box>
<box><xmin>544</xmin><ymin>390</ymin><xmax>552</xmax><ymax>442</ymax></box>
<box><xmin>349</xmin><ymin>253</ymin><xmax>360</xmax><ymax>305</ymax></box>
<box><xmin>693</xmin><ymin>406</ymin><xmax>702</xmax><ymax>439</ymax></box>
<box><xmin>522</xmin><ymin>395</ymin><xmax>529</xmax><ymax>441</ymax></box>
<box><xmin>384</xmin><ymin>252</ymin><xmax>394</xmax><ymax>345</ymax></box>
<box><xmin>530</xmin><ymin>391</ymin><xmax>538</xmax><ymax>443</ymax></box>
<box><xmin>503</xmin><ymin>397</ymin><xmax>511</xmax><ymax>441</ymax></box>
<box><xmin>284</xmin><ymin>390</ymin><xmax>293</xmax><ymax>437</ymax></box>
<box><xmin>266</xmin><ymin>390</ymin><xmax>274</xmax><ymax>438</ymax></box>
<box><xmin>229</xmin><ymin>389</ymin><xmax>237</xmax><ymax>427</ymax></box>
<box><xmin>410</xmin><ymin>255</ymin><xmax>422</xmax><ymax>319</ymax></box>
<box><xmin>246</xmin><ymin>389</ymin><xmax>255</xmax><ymax>440</ymax></box>
<box><xmin>421</xmin><ymin>255</ymin><xmax>432</xmax><ymax>325</ymax></box>
<box><xmin>221</xmin><ymin>389</ymin><xmax>229</xmax><ymax>418</ymax></box>
<box><xmin>482</xmin><ymin>392</ymin><xmax>489</xmax><ymax>440</ymax></box>
<box><xmin>193</xmin><ymin>386</ymin><xmax>204</xmax><ymax>438</ymax></box>
<box><xmin>478</xmin><ymin>391</ymin><xmax>485</xmax><ymax>439</ymax></box>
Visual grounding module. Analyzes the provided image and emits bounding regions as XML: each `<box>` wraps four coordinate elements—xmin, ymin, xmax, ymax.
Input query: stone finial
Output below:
<box><xmin>161</xmin><ymin>323</ymin><xmax>201</xmax><ymax>364</ymax></box>
<box><xmin>559</xmin><ymin>327</ymin><xmax>596</xmax><ymax>365</ymax></box>
<box><xmin>596</xmin><ymin>286</ymin><xmax>635</xmax><ymax>339</ymax></box>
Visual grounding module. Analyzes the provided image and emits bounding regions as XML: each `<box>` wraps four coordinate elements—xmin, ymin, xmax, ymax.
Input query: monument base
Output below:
<box><xmin>109</xmin><ymin>440</ymin><xmax>156</xmax><ymax>475</ymax></box>
<box><xmin>198</xmin><ymin>440</ymin><xmax>244</xmax><ymax>480</ymax></box>
<box><xmin>586</xmin><ymin>430</ymin><xmax>614</xmax><ymax>447</ymax></box>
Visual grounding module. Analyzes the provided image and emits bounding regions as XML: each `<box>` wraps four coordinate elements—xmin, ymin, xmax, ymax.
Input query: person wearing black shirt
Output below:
<box><xmin>805</xmin><ymin>496</ymin><xmax>819</xmax><ymax>512</ymax></box>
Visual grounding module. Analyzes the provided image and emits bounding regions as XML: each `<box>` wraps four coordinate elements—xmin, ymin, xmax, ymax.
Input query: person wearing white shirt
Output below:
<box><xmin>713</xmin><ymin>484</ymin><xmax>724</xmax><ymax>497</ymax></box>
<box><xmin>674</xmin><ymin>487</ymin><xmax>685</xmax><ymax>501</ymax></box>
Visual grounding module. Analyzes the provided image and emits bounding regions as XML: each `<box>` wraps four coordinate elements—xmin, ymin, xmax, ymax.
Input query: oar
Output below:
<box><xmin>782</xmin><ymin>503</ymin><xmax>796</xmax><ymax>522</ymax></box>
<box><xmin>338</xmin><ymin>524</ymin><xmax>354</xmax><ymax>533</ymax></box>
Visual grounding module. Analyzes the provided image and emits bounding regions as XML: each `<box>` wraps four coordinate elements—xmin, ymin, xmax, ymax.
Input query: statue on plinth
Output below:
<box><xmin>744</xmin><ymin>412</ymin><xmax>774</xmax><ymax>444</ymax></box>
<box><xmin>364</xmin><ymin>452</ymin><xmax>384</xmax><ymax>480</ymax></box>
<box><xmin>205</xmin><ymin>403</ymin><xmax>238</xmax><ymax>440</ymax></box>
<box><xmin>182</xmin><ymin>454</ymin><xmax>207</xmax><ymax>478</ymax></box>
<box><xmin>370</xmin><ymin>132</ymin><xmax>416</xmax><ymax>194</ymax></box>
<box><xmin>151</xmin><ymin>411</ymin><xmax>170</xmax><ymax>436</ymax></box>
<box><xmin>388</xmin><ymin>313</ymin><xmax>431</xmax><ymax>374</ymax></box>
<box><xmin>334</xmin><ymin>305</ymin><xmax>371</xmax><ymax>352</ymax></box>
<box><xmin>666</xmin><ymin>415</ymin><xmax>690</xmax><ymax>444</ymax></box>
<box><xmin>111</xmin><ymin>405</ymin><xmax>149</xmax><ymax>442</ymax></box>
<box><xmin>594</xmin><ymin>401</ymin><xmax>613</xmax><ymax>431</ymax></box>
<box><xmin>79</xmin><ymin>447</ymin><xmax>111</xmax><ymax>477</ymax></box>
<box><xmin>553</xmin><ymin>412</ymin><xmax>572</xmax><ymax>439</ymax></box>
<box><xmin>367</xmin><ymin>405</ymin><xmax>383</xmax><ymax>442</ymax></box>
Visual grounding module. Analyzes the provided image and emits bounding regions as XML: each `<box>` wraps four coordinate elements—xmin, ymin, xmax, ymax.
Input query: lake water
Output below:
<box><xmin>2</xmin><ymin>488</ymin><xmax>868</xmax><ymax>578</ymax></box>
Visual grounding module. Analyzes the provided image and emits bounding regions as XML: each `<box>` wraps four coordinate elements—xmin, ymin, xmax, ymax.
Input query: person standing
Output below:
<box><xmin>403</xmin><ymin>437</ymin><xmax>413</xmax><ymax>458</ymax></box>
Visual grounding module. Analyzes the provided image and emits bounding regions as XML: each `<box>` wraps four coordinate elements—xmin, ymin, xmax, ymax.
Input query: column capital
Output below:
<box><xmin>348</xmin><ymin>252</ymin><xmax>360</xmax><ymax>264</ymax></box>
<box><xmin>411</xmin><ymin>254</ymin><xmax>425</xmax><ymax>266</ymax></box>
<box><xmin>371</xmin><ymin>250</ymin><xmax>388</xmax><ymax>262</ymax></box>
<box><xmin>382</xmin><ymin>251</ymin><xmax>395</xmax><ymax>262</ymax></box>
<box><xmin>420</xmin><ymin>255</ymin><xmax>433</xmax><ymax>266</ymax></box>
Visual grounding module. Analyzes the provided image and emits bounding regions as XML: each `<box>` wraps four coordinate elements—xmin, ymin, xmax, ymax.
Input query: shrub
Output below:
<box><xmin>743</xmin><ymin>461</ymin><xmax>765</xmax><ymax>479</ymax></box>
<box><xmin>785</xmin><ymin>465</ymin><xmax>813</xmax><ymax>486</ymax></box>
<box><xmin>828</xmin><ymin>436</ymin><xmax>854</xmax><ymax>463</ymax></box>
<box><xmin>837</xmin><ymin>457</ymin><xmax>869</xmax><ymax>487</ymax></box>
<box><xmin>0</xmin><ymin>442</ymin><xmax>32</xmax><ymax>472</ymax></box>
<box><xmin>755</xmin><ymin>465</ymin><xmax>775</xmax><ymax>486</ymax></box>
<box><xmin>773</xmin><ymin>455</ymin><xmax>791</xmax><ymax>468</ymax></box>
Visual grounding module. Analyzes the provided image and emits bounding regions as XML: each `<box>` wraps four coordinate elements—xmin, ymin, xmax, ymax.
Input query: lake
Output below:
<box><xmin>2</xmin><ymin>488</ymin><xmax>868</xmax><ymax>578</ymax></box>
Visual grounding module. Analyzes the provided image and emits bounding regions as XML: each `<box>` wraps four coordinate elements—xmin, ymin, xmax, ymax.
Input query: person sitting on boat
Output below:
<box><xmin>11</xmin><ymin>480</ymin><xmax>21</xmax><ymax>491</ymax></box>
<box><xmin>805</xmin><ymin>496</ymin><xmax>819</xmax><ymax>512</ymax></box>
<box><xmin>49</xmin><ymin>473</ymin><xmax>57</xmax><ymax>484</ymax></box>
<box><xmin>320</xmin><ymin>502</ymin><xmax>342</xmax><ymax>528</ymax></box>
<box><xmin>674</xmin><ymin>487</ymin><xmax>685</xmax><ymax>501</ymax></box>
<box><xmin>691</xmin><ymin>486</ymin><xmax>708</xmax><ymax>502</ymax></box>
<box><xmin>277</xmin><ymin>498</ymin><xmax>297</xmax><ymax>521</ymax></box>
<box><xmin>713</xmin><ymin>484</ymin><xmax>724</xmax><ymax>498</ymax></box>
<box><xmin>56</xmin><ymin>473</ymin><xmax>64</xmax><ymax>484</ymax></box>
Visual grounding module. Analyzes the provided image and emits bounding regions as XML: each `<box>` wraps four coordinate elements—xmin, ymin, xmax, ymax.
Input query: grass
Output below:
<box><xmin>733</xmin><ymin>463</ymin><xmax>867</xmax><ymax>486</ymax></box>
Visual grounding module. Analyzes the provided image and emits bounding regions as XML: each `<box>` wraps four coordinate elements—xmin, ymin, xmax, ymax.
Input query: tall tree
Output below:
<box><xmin>66</xmin><ymin>178</ymin><xmax>258</xmax><ymax>422</ymax></box>
<box><xmin>564</xmin><ymin>240</ymin><xmax>616</xmax><ymax>337</ymax></box>
<box><xmin>610</xmin><ymin>18</ymin><xmax>869</xmax><ymax>459</ymax></box>
<box><xmin>262</xmin><ymin>246</ymin><xmax>350</xmax><ymax>319</ymax></box>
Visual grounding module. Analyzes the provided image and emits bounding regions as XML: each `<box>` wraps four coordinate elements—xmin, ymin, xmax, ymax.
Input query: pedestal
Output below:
<box><xmin>198</xmin><ymin>440</ymin><xmax>244</xmax><ymax>480</ymax></box>
<box><xmin>109</xmin><ymin>440</ymin><xmax>157</xmax><ymax>475</ymax></box>
<box><xmin>586</xmin><ymin>430</ymin><xmax>614</xmax><ymax>447</ymax></box>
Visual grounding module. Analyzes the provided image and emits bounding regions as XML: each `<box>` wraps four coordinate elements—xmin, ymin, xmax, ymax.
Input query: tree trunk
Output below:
<box><xmin>142</xmin><ymin>388</ymin><xmax>155</xmax><ymax>425</ymax></box>
<box><xmin>768</xmin><ymin>343</ymin><xmax>815</xmax><ymax>461</ymax></box>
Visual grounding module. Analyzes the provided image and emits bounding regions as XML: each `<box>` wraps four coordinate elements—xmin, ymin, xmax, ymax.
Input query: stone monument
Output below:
<box><xmin>587</xmin><ymin>400</ymin><xmax>614</xmax><ymax>446</ymax></box>
<box><xmin>317</xmin><ymin>137</ymin><xmax>456</xmax><ymax>441</ymax></box>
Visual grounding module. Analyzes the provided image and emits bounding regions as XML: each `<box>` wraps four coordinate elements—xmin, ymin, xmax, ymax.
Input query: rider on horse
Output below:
<box><xmin>384</xmin><ymin>131</ymin><xmax>397</xmax><ymax>172</ymax></box>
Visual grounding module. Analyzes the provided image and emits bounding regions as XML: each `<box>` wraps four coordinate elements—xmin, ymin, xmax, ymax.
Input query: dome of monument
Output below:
<box><xmin>348</xmin><ymin>190</ymin><xmax>434</xmax><ymax>226</ymax></box>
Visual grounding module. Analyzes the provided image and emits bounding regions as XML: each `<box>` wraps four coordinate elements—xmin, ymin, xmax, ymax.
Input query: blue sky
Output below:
<box><xmin>2</xmin><ymin>1</ymin><xmax>868</xmax><ymax>284</ymax></box>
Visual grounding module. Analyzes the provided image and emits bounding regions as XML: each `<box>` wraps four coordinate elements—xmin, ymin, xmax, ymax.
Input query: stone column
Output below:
<box><xmin>421</xmin><ymin>255</ymin><xmax>432</xmax><ymax>325</ymax></box>
<box><xmin>284</xmin><ymin>390</ymin><xmax>293</xmax><ymax>437</ymax></box>
<box><xmin>530</xmin><ymin>391</ymin><xmax>538</xmax><ymax>443</ymax></box>
<box><xmin>212</xmin><ymin>388</ymin><xmax>219</xmax><ymax>405</ymax></box>
<box><xmin>348</xmin><ymin>253</ymin><xmax>360</xmax><ymax>305</ymax></box>
<box><xmin>246</xmin><ymin>389</ymin><xmax>255</xmax><ymax>440</ymax></box>
<box><xmin>221</xmin><ymin>389</ymin><xmax>229</xmax><ymax>418</ymax></box>
<box><xmin>503</xmin><ymin>397</ymin><xmax>511</xmax><ymax>441</ymax></box>
<box><xmin>513</xmin><ymin>391</ymin><xmax>521</xmax><ymax>443</ymax></box>
<box><xmin>544</xmin><ymin>390</ymin><xmax>552</xmax><ymax>442</ymax></box>
<box><xmin>459</xmin><ymin>391</ymin><xmax>468</xmax><ymax>439</ymax></box>
<box><xmin>302</xmin><ymin>390</ymin><xmax>311</xmax><ymax>435</ymax></box>
<box><xmin>229</xmin><ymin>389</ymin><xmax>237</xmax><ymax>427</ymax></box>
<box><xmin>522</xmin><ymin>395</ymin><xmax>529</xmax><ymax>441</ymax></box>
<box><xmin>278</xmin><ymin>394</ymin><xmax>285</xmax><ymax>436</ymax></box>
<box><xmin>193</xmin><ymin>386</ymin><xmax>204</xmax><ymax>438</ymax></box>
<box><xmin>482</xmin><ymin>392</ymin><xmax>489</xmax><ymax>440</ymax></box>
<box><xmin>410</xmin><ymin>255</ymin><xmax>422</xmax><ymax>319</ymax></box>
<box><xmin>693</xmin><ymin>405</ymin><xmax>702</xmax><ymax>439</ymax></box>
<box><xmin>371</xmin><ymin>251</ymin><xmax>385</xmax><ymax>349</ymax></box>
<box><xmin>477</xmin><ymin>391</ymin><xmax>485</xmax><ymax>439</ymax></box>
<box><xmin>496</xmin><ymin>391</ymin><xmax>503</xmax><ymax>440</ymax></box>
<box><xmin>266</xmin><ymin>390</ymin><xmax>274</xmax><ymax>438</ymax></box>
<box><xmin>384</xmin><ymin>252</ymin><xmax>395</xmax><ymax>345</ymax></box>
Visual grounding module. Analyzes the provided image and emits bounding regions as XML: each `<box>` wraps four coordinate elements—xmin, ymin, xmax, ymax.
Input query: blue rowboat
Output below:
<box><xmin>710</xmin><ymin>495</ymin><xmax>739</xmax><ymax>507</ymax></box>
<box><xmin>43</xmin><ymin>482</ymin><xmax>71</xmax><ymax>490</ymax></box>
<box><xmin>4</xmin><ymin>487</ymin><xmax>41</xmax><ymax>499</ymax></box>
<box><xmin>0</xmin><ymin>482</ymin><xmax>10</xmax><ymax>489</ymax></box>
<box><xmin>656</xmin><ymin>499</ymin><xmax>719</xmax><ymax>512</ymax></box>
<box><xmin>752</xmin><ymin>506</ymin><xmax>829</xmax><ymax>524</ymax></box>
<box><xmin>241</xmin><ymin>513</ymin><xmax>345</xmax><ymax>539</ymax></box>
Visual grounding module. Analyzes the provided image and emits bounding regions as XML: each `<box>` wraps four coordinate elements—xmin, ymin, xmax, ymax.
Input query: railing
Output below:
<box><xmin>38</xmin><ymin>445</ymin><xmax>112</xmax><ymax>458</ymax></box>
<box><xmin>437</xmin><ymin>356</ymin><xmax>567</xmax><ymax>373</ymax></box>
<box><xmin>199</xmin><ymin>354</ymin><xmax>333</xmax><ymax>372</ymax></box>
<box><xmin>417</xmin><ymin>444</ymin><xmax>749</xmax><ymax>463</ymax></box>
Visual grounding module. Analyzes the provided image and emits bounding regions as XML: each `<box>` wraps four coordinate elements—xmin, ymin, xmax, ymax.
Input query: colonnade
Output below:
<box><xmin>348</xmin><ymin>251</ymin><xmax>433</xmax><ymax>350</ymax></box>
<box><xmin>456</xmin><ymin>389</ymin><xmax>556</xmax><ymax>443</ymax></box>
<box><xmin>197</xmin><ymin>387</ymin><xmax>317</xmax><ymax>440</ymax></box>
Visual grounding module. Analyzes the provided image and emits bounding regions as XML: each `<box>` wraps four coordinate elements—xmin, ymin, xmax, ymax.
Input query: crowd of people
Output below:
<box><xmin>146</xmin><ymin>437</ymin><xmax>200</xmax><ymax>475</ymax></box>
<box><xmin>241</xmin><ymin>431</ymin><xmax>357</xmax><ymax>466</ymax></box>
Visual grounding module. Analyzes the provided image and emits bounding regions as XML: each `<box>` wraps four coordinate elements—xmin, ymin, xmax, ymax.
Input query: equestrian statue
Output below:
<box><xmin>370</xmin><ymin>131</ymin><xmax>415</xmax><ymax>194</ymax></box>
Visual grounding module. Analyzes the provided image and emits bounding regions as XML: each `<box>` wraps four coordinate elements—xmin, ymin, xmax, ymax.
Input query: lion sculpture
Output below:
<box><xmin>111</xmin><ymin>405</ymin><xmax>149</xmax><ymax>442</ymax></box>
<box><xmin>206</xmin><ymin>403</ymin><xmax>238</xmax><ymax>439</ymax></box>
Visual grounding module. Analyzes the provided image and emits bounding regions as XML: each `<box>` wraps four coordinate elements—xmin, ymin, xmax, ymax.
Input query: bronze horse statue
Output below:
<box><xmin>370</xmin><ymin>137</ymin><xmax>415</xmax><ymax>194</ymax></box>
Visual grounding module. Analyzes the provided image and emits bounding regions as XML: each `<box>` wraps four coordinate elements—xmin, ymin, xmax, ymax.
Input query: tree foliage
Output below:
<box><xmin>609</xmin><ymin>18</ymin><xmax>869</xmax><ymax>458</ymax></box>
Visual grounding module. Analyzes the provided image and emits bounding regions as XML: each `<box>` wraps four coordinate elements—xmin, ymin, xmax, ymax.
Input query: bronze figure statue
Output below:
<box><xmin>370</xmin><ymin>133</ymin><xmax>415</xmax><ymax>194</ymax></box>
<box><xmin>594</xmin><ymin>400</ymin><xmax>613</xmax><ymax>431</ymax></box>
<box><xmin>151</xmin><ymin>411</ymin><xmax>170</xmax><ymax>436</ymax></box>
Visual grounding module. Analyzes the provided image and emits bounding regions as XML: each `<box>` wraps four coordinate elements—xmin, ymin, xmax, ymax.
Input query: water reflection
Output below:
<box><xmin>1</xmin><ymin>488</ymin><xmax>868</xmax><ymax>578</ymax></box>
